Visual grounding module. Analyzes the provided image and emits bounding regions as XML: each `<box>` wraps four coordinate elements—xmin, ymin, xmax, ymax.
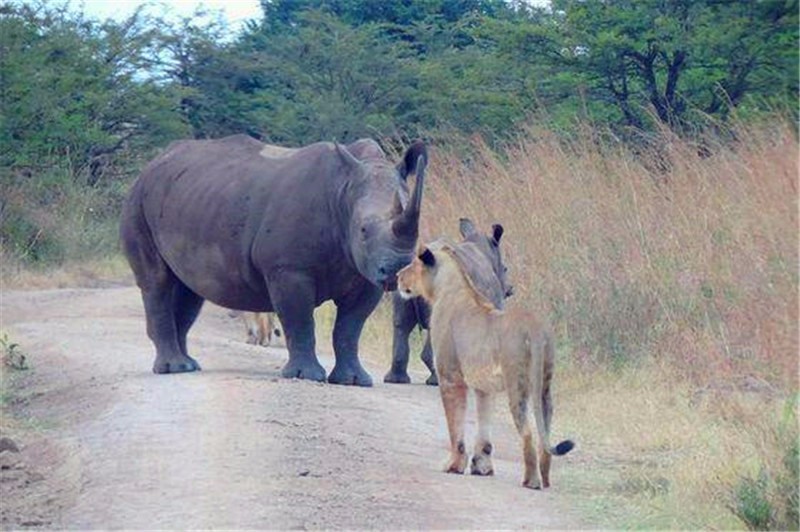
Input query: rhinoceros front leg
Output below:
<box><xmin>328</xmin><ymin>287</ymin><xmax>382</xmax><ymax>387</ymax></box>
<box><xmin>267</xmin><ymin>271</ymin><xmax>326</xmax><ymax>382</ymax></box>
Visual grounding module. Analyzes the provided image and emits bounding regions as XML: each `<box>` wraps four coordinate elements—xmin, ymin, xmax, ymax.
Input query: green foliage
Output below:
<box><xmin>732</xmin><ymin>471</ymin><xmax>775</xmax><ymax>530</ymax></box>
<box><xmin>0</xmin><ymin>332</ymin><xmax>27</xmax><ymax>371</ymax></box>
<box><xmin>236</xmin><ymin>10</ymin><xmax>423</xmax><ymax>143</ymax></box>
<box><xmin>0</xmin><ymin>3</ymin><xmax>188</xmax><ymax>183</ymax></box>
<box><xmin>1</xmin><ymin>166</ymin><xmax>129</xmax><ymax>266</ymax></box>
<box><xmin>729</xmin><ymin>398</ymin><xmax>800</xmax><ymax>531</ymax></box>
<box><xmin>543</xmin><ymin>0</ymin><xmax>799</xmax><ymax>131</ymax></box>
<box><xmin>0</xmin><ymin>197</ymin><xmax>64</xmax><ymax>264</ymax></box>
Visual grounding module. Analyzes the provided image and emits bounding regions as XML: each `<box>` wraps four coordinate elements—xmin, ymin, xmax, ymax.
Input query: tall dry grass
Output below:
<box><xmin>421</xmin><ymin>119</ymin><xmax>797</xmax><ymax>389</ymax></box>
<box><xmin>408</xmin><ymin>118</ymin><xmax>798</xmax><ymax>529</ymax></box>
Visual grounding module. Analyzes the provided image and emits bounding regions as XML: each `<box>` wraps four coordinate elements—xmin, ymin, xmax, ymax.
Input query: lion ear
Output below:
<box><xmin>419</xmin><ymin>248</ymin><xmax>436</xmax><ymax>267</ymax></box>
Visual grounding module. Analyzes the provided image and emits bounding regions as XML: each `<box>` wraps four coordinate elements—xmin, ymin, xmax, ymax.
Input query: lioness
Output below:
<box><xmin>229</xmin><ymin>311</ymin><xmax>285</xmax><ymax>347</ymax></box>
<box><xmin>397</xmin><ymin>239</ymin><xmax>574</xmax><ymax>489</ymax></box>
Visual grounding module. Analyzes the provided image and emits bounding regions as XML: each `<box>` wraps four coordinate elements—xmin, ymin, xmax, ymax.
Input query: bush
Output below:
<box><xmin>732</xmin><ymin>471</ymin><xmax>774</xmax><ymax>530</ymax></box>
<box><xmin>1</xmin><ymin>168</ymin><xmax>127</xmax><ymax>269</ymax></box>
<box><xmin>728</xmin><ymin>398</ymin><xmax>799</xmax><ymax>531</ymax></box>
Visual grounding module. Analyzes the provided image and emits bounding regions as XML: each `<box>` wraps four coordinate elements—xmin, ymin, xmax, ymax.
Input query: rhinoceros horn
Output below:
<box><xmin>392</xmin><ymin>142</ymin><xmax>427</xmax><ymax>242</ymax></box>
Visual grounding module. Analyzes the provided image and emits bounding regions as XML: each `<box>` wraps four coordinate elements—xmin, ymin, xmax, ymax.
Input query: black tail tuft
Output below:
<box><xmin>553</xmin><ymin>440</ymin><xmax>575</xmax><ymax>456</ymax></box>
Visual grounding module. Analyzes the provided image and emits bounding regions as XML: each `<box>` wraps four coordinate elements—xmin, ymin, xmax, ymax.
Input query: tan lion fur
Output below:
<box><xmin>397</xmin><ymin>239</ymin><xmax>573</xmax><ymax>489</ymax></box>
<box><xmin>228</xmin><ymin>311</ymin><xmax>285</xmax><ymax>347</ymax></box>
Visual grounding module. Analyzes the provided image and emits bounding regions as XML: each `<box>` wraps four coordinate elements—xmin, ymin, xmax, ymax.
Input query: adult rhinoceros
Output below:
<box><xmin>120</xmin><ymin>135</ymin><xmax>427</xmax><ymax>386</ymax></box>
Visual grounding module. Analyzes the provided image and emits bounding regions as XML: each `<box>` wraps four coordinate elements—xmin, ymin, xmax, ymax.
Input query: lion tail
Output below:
<box><xmin>530</xmin><ymin>333</ymin><xmax>575</xmax><ymax>457</ymax></box>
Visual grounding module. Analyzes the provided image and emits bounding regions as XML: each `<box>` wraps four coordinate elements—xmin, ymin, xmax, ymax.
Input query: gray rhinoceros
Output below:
<box><xmin>120</xmin><ymin>135</ymin><xmax>427</xmax><ymax>386</ymax></box>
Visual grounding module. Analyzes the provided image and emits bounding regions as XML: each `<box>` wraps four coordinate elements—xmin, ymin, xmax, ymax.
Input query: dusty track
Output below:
<box><xmin>1</xmin><ymin>287</ymin><xmax>581</xmax><ymax>529</ymax></box>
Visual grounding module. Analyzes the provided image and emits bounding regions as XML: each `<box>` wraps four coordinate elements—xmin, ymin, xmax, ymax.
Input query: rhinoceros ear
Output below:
<box><xmin>335</xmin><ymin>143</ymin><xmax>362</xmax><ymax>170</ymax></box>
<box><xmin>491</xmin><ymin>224</ymin><xmax>504</xmax><ymax>245</ymax></box>
<box><xmin>459</xmin><ymin>218</ymin><xmax>477</xmax><ymax>238</ymax></box>
<box><xmin>397</xmin><ymin>140</ymin><xmax>427</xmax><ymax>181</ymax></box>
<box><xmin>419</xmin><ymin>248</ymin><xmax>436</xmax><ymax>267</ymax></box>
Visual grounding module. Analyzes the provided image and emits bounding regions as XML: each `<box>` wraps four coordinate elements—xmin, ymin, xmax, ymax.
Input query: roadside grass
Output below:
<box><xmin>556</xmin><ymin>361</ymin><xmax>797</xmax><ymax>529</ymax></box>
<box><xmin>0</xmin><ymin>330</ymin><xmax>31</xmax><ymax>439</ymax></box>
<box><xmin>1</xmin><ymin>253</ymin><xmax>132</xmax><ymax>290</ymax></box>
<box><xmin>1</xmin><ymin>166</ymin><xmax>129</xmax><ymax>288</ymax></box>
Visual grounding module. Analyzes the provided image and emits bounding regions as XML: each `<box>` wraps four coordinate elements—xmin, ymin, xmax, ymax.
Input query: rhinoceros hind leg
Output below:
<box><xmin>174</xmin><ymin>282</ymin><xmax>205</xmax><ymax>359</ymax></box>
<box><xmin>142</xmin><ymin>282</ymin><xmax>202</xmax><ymax>375</ymax></box>
<box><xmin>135</xmin><ymin>264</ymin><xmax>201</xmax><ymax>374</ymax></box>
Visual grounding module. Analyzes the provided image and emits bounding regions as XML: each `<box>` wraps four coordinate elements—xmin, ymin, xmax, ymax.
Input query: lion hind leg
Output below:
<box><xmin>504</xmin><ymin>360</ymin><xmax>541</xmax><ymax>489</ymax></box>
<box><xmin>533</xmin><ymin>334</ymin><xmax>574</xmax><ymax>487</ymax></box>
<box><xmin>242</xmin><ymin>313</ymin><xmax>259</xmax><ymax>345</ymax></box>
<box><xmin>471</xmin><ymin>390</ymin><xmax>495</xmax><ymax>476</ymax></box>
<box><xmin>508</xmin><ymin>390</ymin><xmax>541</xmax><ymax>489</ymax></box>
<box><xmin>257</xmin><ymin>313</ymin><xmax>273</xmax><ymax>346</ymax></box>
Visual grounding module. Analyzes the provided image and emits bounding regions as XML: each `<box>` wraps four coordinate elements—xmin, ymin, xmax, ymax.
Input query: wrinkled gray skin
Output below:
<box><xmin>383</xmin><ymin>218</ymin><xmax>513</xmax><ymax>386</ymax></box>
<box><xmin>120</xmin><ymin>134</ymin><xmax>427</xmax><ymax>386</ymax></box>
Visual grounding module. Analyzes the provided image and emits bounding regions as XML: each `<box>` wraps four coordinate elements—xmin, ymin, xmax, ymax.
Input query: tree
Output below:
<box><xmin>230</xmin><ymin>10</ymin><xmax>422</xmax><ymax>144</ymax></box>
<box><xmin>482</xmin><ymin>0</ymin><xmax>798</xmax><ymax>133</ymax></box>
<box><xmin>0</xmin><ymin>3</ymin><xmax>187</xmax><ymax>183</ymax></box>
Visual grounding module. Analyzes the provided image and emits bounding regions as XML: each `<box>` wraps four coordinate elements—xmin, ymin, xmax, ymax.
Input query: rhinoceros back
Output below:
<box><xmin>123</xmin><ymin>136</ymin><xmax>349</xmax><ymax>310</ymax></box>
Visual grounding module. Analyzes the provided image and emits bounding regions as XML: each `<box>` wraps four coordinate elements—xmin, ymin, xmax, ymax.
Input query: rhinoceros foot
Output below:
<box><xmin>328</xmin><ymin>362</ymin><xmax>373</xmax><ymax>387</ymax></box>
<box><xmin>383</xmin><ymin>370</ymin><xmax>411</xmax><ymax>384</ymax></box>
<box><xmin>153</xmin><ymin>355</ymin><xmax>201</xmax><ymax>374</ymax></box>
<box><xmin>280</xmin><ymin>358</ymin><xmax>327</xmax><ymax>382</ymax></box>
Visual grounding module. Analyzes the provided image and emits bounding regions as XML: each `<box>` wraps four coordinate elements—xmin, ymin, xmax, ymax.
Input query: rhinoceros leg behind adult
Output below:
<box><xmin>384</xmin><ymin>293</ymin><xmax>416</xmax><ymax>384</ymax></box>
<box><xmin>420</xmin><ymin>333</ymin><xmax>437</xmax><ymax>385</ymax></box>
<box><xmin>385</xmin><ymin>293</ymin><xmax>438</xmax><ymax>385</ymax></box>
<box><xmin>121</xmin><ymin>216</ymin><xmax>202</xmax><ymax>374</ymax></box>
<box><xmin>266</xmin><ymin>269</ymin><xmax>327</xmax><ymax>382</ymax></box>
<box><xmin>415</xmin><ymin>297</ymin><xmax>438</xmax><ymax>385</ymax></box>
<box><xmin>327</xmin><ymin>281</ymin><xmax>382</xmax><ymax>386</ymax></box>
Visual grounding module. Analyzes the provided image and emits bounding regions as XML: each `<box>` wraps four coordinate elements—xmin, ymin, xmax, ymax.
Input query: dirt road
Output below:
<box><xmin>1</xmin><ymin>286</ymin><xmax>581</xmax><ymax>529</ymax></box>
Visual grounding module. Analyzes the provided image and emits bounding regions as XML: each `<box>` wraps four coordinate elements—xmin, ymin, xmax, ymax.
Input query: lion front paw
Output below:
<box><xmin>470</xmin><ymin>453</ymin><xmax>495</xmax><ymax>476</ymax></box>
<box><xmin>443</xmin><ymin>453</ymin><xmax>467</xmax><ymax>474</ymax></box>
<box><xmin>522</xmin><ymin>476</ymin><xmax>543</xmax><ymax>490</ymax></box>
